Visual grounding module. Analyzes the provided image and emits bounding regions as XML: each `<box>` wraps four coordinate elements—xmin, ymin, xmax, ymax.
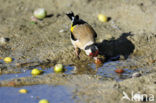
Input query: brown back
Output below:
<box><xmin>72</xmin><ymin>24</ymin><xmax>96</xmax><ymax>46</ymax></box>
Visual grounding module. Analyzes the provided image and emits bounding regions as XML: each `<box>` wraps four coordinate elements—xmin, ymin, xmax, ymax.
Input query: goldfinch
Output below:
<box><xmin>66</xmin><ymin>12</ymin><xmax>99</xmax><ymax>59</ymax></box>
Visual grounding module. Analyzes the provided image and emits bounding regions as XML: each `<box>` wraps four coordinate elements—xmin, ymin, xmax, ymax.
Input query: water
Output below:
<box><xmin>90</xmin><ymin>61</ymin><xmax>136</xmax><ymax>81</ymax></box>
<box><xmin>0</xmin><ymin>85</ymin><xmax>75</xmax><ymax>103</ymax></box>
<box><xmin>0</xmin><ymin>61</ymin><xmax>137</xmax><ymax>81</ymax></box>
<box><xmin>0</xmin><ymin>65</ymin><xmax>74</xmax><ymax>81</ymax></box>
<box><xmin>0</xmin><ymin>60</ymin><xmax>150</xmax><ymax>103</ymax></box>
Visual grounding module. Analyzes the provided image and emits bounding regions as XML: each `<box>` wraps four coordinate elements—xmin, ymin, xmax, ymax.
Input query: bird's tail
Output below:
<box><xmin>66</xmin><ymin>12</ymin><xmax>74</xmax><ymax>20</ymax></box>
<box><xmin>66</xmin><ymin>11</ymin><xmax>79</xmax><ymax>22</ymax></box>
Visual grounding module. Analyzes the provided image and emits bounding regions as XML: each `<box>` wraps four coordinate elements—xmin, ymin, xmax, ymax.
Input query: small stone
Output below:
<box><xmin>0</xmin><ymin>37</ymin><xmax>10</xmax><ymax>45</ymax></box>
<box><xmin>59</xmin><ymin>29</ymin><xmax>65</xmax><ymax>33</ymax></box>
<box><xmin>115</xmin><ymin>68</ymin><xmax>124</xmax><ymax>74</ymax></box>
<box><xmin>132</xmin><ymin>72</ymin><xmax>141</xmax><ymax>78</ymax></box>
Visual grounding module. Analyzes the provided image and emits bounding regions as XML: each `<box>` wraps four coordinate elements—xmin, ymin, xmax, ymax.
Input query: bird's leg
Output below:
<box><xmin>75</xmin><ymin>47</ymin><xmax>81</xmax><ymax>59</ymax></box>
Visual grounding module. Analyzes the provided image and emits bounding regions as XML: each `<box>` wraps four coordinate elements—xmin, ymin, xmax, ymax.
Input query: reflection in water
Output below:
<box><xmin>70</xmin><ymin>61</ymin><xmax>137</xmax><ymax>81</ymax></box>
<box><xmin>72</xmin><ymin>63</ymin><xmax>97</xmax><ymax>75</ymax></box>
<box><xmin>0</xmin><ymin>60</ymin><xmax>140</xmax><ymax>82</ymax></box>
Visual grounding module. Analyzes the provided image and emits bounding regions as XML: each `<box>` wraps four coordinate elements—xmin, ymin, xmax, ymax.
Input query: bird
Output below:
<box><xmin>66</xmin><ymin>12</ymin><xmax>99</xmax><ymax>59</ymax></box>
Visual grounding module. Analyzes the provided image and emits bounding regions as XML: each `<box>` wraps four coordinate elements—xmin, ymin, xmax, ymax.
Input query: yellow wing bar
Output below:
<box><xmin>70</xmin><ymin>24</ymin><xmax>76</xmax><ymax>32</ymax></box>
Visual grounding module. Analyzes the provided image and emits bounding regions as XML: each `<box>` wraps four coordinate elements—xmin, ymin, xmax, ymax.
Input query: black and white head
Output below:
<box><xmin>84</xmin><ymin>44</ymin><xmax>99</xmax><ymax>57</ymax></box>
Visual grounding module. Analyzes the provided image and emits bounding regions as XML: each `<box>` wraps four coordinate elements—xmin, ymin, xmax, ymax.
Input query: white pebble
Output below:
<box><xmin>0</xmin><ymin>37</ymin><xmax>9</xmax><ymax>45</ymax></box>
<box><xmin>132</xmin><ymin>72</ymin><xmax>141</xmax><ymax>78</ymax></box>
<box><xmin>59</xmin><ymin>29</ymin><xmax>65</xmax><ymax>33</ymax></box>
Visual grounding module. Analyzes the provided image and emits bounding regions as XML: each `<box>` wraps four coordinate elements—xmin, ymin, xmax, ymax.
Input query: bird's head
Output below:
<box><xmin>85</xmin><ymin>44</ymin><xmax>99</xmax><ymax>57</ymax></box>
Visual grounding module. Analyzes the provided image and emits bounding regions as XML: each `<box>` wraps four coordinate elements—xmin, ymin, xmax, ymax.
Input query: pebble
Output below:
<box><xmin>115</xmin><ymin>68</ymin><xmax>124</xmax><ymax>74</ymax></box>
<box><xmin>59</xmin><ymin>29</ymin><xmax>65</xmax><ymax>33</ymax></box>
<box><xmin>0</xmin><ymin>37</ymin><xmax>9</xmax><ymax>45</ymax></box>
<box><xmin>132</xmin><ymin>72</ymin><xmax>141</xmax><ymax>78</ymax></box>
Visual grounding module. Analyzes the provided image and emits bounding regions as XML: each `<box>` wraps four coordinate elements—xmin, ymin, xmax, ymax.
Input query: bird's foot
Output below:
<box><xmin>75</xmin><ymin>47</ymin><xmax>81</xmax><ymax>59</ymax></box>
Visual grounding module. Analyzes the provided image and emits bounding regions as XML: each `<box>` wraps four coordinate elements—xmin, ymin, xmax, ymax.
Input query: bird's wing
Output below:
<box><xmin>72</xmin><ymin>24</ymin><xmax>97</xmax><ymax>41</ymax></box>
<box><xmin>71</xmin><ymin>32</ymin><xmax>77</xmax><ymax>41</ymax></box>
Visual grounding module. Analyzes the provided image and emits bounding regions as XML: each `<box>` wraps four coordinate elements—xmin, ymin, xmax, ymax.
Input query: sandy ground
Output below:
<box><xmin>1</xmin><ymin>0</ymin><xmax>156</xmax><ymax>102</ymax></box>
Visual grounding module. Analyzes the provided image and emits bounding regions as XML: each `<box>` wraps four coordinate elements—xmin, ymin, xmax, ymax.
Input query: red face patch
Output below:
<box><xmin>89</xmin><ymin>50</ymin><xmax>99</xmax><ymax>57</ymax></box>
